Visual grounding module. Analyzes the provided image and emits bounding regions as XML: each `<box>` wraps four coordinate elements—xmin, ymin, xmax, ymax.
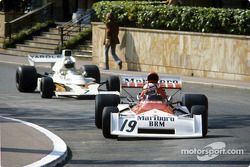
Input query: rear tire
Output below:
<box><xmin>106</xmin><ymin>75</ymin><xmax>120</xmax><ymax>92</ymax></box>
<box><xmin>16</xmin><ymin>66</ymin><xmax>37</xmax><ymax>92</ymax></box>
<box><xmin>182</xmin><ymin>94</ymin><xmax>208</xmax><ymax>112</ymax></box>
<box><xmin>40</xmin><ymin>77</ymin><xmax>55</xmax><ymax>98</ymax></box>
<box><xmin>82</xmin><ymin>65</ymin><xmax>100</xmax><ymax>83</ymax></box>
<box><xmin>191</xmin><ymin>105</ymin><xmax>208</xmax><ymax>137</ymax></box>
<box><xmin>102</xmin><ymin>107</ymin><xmax>119</xmax><ymax>139</ymax></box>
<box><xmin>95</xmin><ymin>94</ymin><xmax>120</xmax><ymax>129</ymax></box>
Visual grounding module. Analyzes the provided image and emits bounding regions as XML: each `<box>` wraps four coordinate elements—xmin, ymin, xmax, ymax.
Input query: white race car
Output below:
<box><xmin>16</xmin><ymin>50</ymin><xmax>120</xmax><ymax>98</ymax></box>
<box><xmin>95</xmin><ymin>75</ymin><xmax>208</xmax><ymax>138</ymax></box>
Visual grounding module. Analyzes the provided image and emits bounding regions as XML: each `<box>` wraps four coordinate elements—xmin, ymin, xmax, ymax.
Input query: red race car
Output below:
<box><xmin>95</xmin><ymin>73</ymin><xmax>208</xmax><ymax>139</ymax></box>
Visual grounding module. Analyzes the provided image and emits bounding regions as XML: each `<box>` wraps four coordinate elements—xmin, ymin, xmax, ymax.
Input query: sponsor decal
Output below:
<box><xmin>138</xmin><ymin>115</ymin><xmax>174</xmax><ymax>127</ymax></box>
<box><xmin>124</xmin><ymin>77</ymin><xmax>146</xmax><ymax>84</ymax></box>
<box><xmin>123</xmin><ymin>77</ymin><xmax>180</xmax><ymax>84</ymax></box>
<box><xmin>149</xmin><ymin>121</ymin><xmax>165</xmax><ymax>127</ymax></box>
<box><xmin>138</xmin><ymin>115</ymin><xmax>174</xmax><ymax>121</ymax></box>
<box><xmin>30</xmin><ymin>54</ymin><xmax>62</xmax><ymax>59</ymax></box>
<box><xmin>122</xmin><ymin>77</ymin><xmax>181</xmax><ymax>88</ymax></box>
<box><xmin>159</xmin><ymin>79</ymin><xmax>179</xmax><ymax>84</ymax></box>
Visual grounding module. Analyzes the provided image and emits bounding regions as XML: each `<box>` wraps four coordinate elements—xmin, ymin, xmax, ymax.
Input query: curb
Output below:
<box><xmin>0</xmin><ymin>116</ymin><xmax>68</xmax><ymax>167</ymax></box>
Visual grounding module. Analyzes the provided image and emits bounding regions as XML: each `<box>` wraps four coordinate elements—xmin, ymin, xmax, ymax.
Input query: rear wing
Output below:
<box><xmin>28</xmin><ymin>54</ymin><xmax>63</xmax><ymax>66</ymax></box>
<box><xmin>121</xmin><ymin>76</ymin><xmax>182</xmax><ymax>89</ymax></box>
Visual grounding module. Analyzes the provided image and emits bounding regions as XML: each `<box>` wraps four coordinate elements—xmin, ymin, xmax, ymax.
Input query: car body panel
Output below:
<box><xmin>111</xmin><ymin>107</ymin><xmax>203</xmax><ymax>138</ymax></box>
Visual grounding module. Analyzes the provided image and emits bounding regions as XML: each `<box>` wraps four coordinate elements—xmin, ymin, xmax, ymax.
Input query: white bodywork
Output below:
<box><xmin>110</xmin><ymin>104</ymin><xmax>202</xmax><ymax>138</ymax></box>
<box><xmin>107</xmin><ymin>75</ymin><xmax>203</xmax><ymax>138</ymax></box>
<box><xmin>29</xmin><ymin>50</ymin><xmax>119</xmax><ymax>97</ymax></box>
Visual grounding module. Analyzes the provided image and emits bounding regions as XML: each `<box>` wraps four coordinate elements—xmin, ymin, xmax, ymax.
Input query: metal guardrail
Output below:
<box><xmin>5</xmin><ymin>2</ymin><xmax>53</xmax><ymax>39</ymax></box>
<box><xmin>58</xmin><ymin>10</ymin><xmax>94</xmax><ymax>48</ymax></box>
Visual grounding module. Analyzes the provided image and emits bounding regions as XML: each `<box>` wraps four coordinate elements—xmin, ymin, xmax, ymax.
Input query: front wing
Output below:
<box><xmin>111</xmin><ymin>113</ymin><xmax>203</xmax><ymax>138</ymax></box>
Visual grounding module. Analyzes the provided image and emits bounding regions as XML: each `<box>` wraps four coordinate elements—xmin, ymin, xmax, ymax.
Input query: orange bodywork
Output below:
<box><xmin>131</xmin><ymin>100</ymin><xmax>174</xmax><ymax>115</ymax></box>
<box><xmin>55</xmin><ymin>84</ymin><xmax>66</xmax><ymax>92</ymax></box>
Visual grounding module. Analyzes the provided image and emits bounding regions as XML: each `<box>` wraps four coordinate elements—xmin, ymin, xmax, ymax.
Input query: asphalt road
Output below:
<box><xmin>0</xmin><ymin>62</ymin><xmax>250</xmax><ymax>167</ymax></box>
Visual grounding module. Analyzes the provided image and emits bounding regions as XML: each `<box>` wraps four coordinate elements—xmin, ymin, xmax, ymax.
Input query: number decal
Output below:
<box><xmin>120</xmin><ymin>119</ymin><xmax>128</xmax><ymax>131</ymax></box>
<box><xmin>127</xmin><ymin>120</ymin><xmax>137</xmax><ymax>132</ymax></box>
<box><xmin>120</xmin><ymin>119</ymin><xmax>137</xmax><ymax>132</ymax></box>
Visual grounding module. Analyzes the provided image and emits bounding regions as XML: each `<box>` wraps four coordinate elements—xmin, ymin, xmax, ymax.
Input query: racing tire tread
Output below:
<box><xmin>40</xmin><ymin>77</ymin><xmax>55</xmax><ymax>98</ymax></box>
<box><xmin>82</xmin><ymin>65</ymin><xmax>100</xmax><ymax>83</ymax></box>
<box><xmin>95</xmin><ymin>94</ymin><xmax>120</xmax><ymax>129</ymax></box>
<box><xmin>182</xmin><ymin>94</ymin><xmax>208</xmax><ymax>111</ymax></box>
<box><xmin>102</xmin><ymin>107</ymin><xmax>119</xmax><ymax>139</ymax></box>
<box><xmin>16</xmin><ymin>66</ymin><xmax>37</xmax><ymax>92</ymax></box>
<box><xmin>107</xmin><ymin>75</ymin><xmax>120</xmax><ymax>92</ymax></box>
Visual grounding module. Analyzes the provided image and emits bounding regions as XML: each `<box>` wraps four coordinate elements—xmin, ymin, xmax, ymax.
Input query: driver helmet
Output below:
<box><xmin>147</xmin><ymin>72</ymin><xmax>159</xmax><ymax>83</ymax></box>
<box><xmin>64</xmin><ymin>58</ymin><xmax>75</xmax><ymax>69</ymax></box>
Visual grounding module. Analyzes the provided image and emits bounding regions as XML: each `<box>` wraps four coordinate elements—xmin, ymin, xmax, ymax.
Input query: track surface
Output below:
<box><xmin>0</xmin><ymin>62</ymin><xmax>250</xmax><ymax>167</ymax></box>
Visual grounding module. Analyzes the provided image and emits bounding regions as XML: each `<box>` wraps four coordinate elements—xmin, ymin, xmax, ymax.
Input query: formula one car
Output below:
<box><xmin>95</xmin><ymin>75</ymin><xmax>208</xmax><ymax>138</ymax></box>
<box><xmin>16</xmin><ymin>50</ymin><xmax>120</xmax><ymax>98</ymax></box>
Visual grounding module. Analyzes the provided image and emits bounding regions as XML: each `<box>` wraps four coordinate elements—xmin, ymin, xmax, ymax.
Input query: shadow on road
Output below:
<box><xmin>68</xmin><ymin>159</ymin><xmax>250</xmax><ymax>165</ymax></box>
<box><xmin>208</xmin><ymin>115</ymin><xmax>250</xmax><ymax>129</ymax></box>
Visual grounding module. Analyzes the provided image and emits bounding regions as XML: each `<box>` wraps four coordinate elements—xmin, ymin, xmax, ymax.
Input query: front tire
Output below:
<box><xmin>16</xmin><ymin>66</ymin><xmax>37</xmax><ymax>92</ymax></box>
<box><xmin>182</xmin><ymin>94</ymin><xmax>208</xmax><ymax>112</ymax></box>
<box><xmin>40</xmin><ymin>77</ymin><xmax>55</xmax><ymax>98</ymax></box>
<box><xmin>102</xmin><ymin>107</ymin><xmax>119</xmax><ymax>139</ymax></box>
<box><xmin>82</xmin><ymin>65</ymin><xmax>100</xmax><ymax>83</ymax></box>
<box><xmin>95</xmin><ymin>94</ymin><xmax>120</xmax><ymax>129</ymax></box>
<box><xmin>191</xmin><ymin>105</ymin><xmax>208</xmax><ymax>137</ymax></box>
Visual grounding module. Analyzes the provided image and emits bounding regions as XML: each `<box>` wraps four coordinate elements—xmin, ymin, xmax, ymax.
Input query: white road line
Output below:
<box><xmin>0</xmin><ymin>116</ymin><xmax>67</xmax><ymax>167</ymax></box>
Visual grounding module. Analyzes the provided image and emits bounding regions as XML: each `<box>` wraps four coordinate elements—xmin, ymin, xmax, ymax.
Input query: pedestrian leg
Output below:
<box><xmin>104</xmin><ymin>45</ymin><xmax>110</xmax><ymax>70</ymax></box>
<box><xmin>111</xmin><ymin>44</ymin><xmax>122</xmax><ymax>69</ymax></box>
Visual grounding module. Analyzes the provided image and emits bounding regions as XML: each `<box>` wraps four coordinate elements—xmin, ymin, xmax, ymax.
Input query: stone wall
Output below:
<box><xmin>92</xmin><ymin>22</ymin><xmax>250</xmax><ymax>81</ymax></box>
<box><xmin>0</xmin><ymin>12</ymin><xmax>23</xmax><ymax>37</ymax></box>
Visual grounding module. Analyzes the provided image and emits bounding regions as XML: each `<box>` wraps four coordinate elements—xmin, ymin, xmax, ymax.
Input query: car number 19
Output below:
<box><xmin>120</xmin><ymin>119</ymin><xmax>137</xmax><ymax>132</ymax></box>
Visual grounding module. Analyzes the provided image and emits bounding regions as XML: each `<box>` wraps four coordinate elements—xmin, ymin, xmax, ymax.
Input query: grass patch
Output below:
<box><xmin>56</xmin><ymin>28</ymin><xmax>92</xmax><ymax>52</ymax></box>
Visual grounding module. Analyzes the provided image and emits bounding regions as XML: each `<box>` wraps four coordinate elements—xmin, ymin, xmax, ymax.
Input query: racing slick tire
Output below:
<box><xmin>16</xmin><ymin>65</ymin><xmax>37</xmax><ymax>92</ymax></box>
<box><xmin>95</xmin><ymin>94</ymin><xmax>120</xmax><ymax>129</ymax></box>
<box><xmin>82</xmin><ymin>65</ymin><xmax>100</xmax><ymax>83</ymax></box>
<box><xmin>102</xmin><ymin>107</ymin><xmax>119</xmax><ymax>139</ymax></box>
<box><xmin>191</xmin><ymin>105</ymin><xmax>208</xmax><ymax>137</ymax></box>
<box><xmin>182</xmin><ymin>94</ymin><xmax>208</xmax><ymax>112</ymax></box>
<box><xmin>106</xmin><ymin>75</ymin><xmax>120</xmax><ymax>92</ymax></box>
<box><xmin>40</xmin><ymin>77</ymin><xmax>55</xmax><ymax>98</ymax></box>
